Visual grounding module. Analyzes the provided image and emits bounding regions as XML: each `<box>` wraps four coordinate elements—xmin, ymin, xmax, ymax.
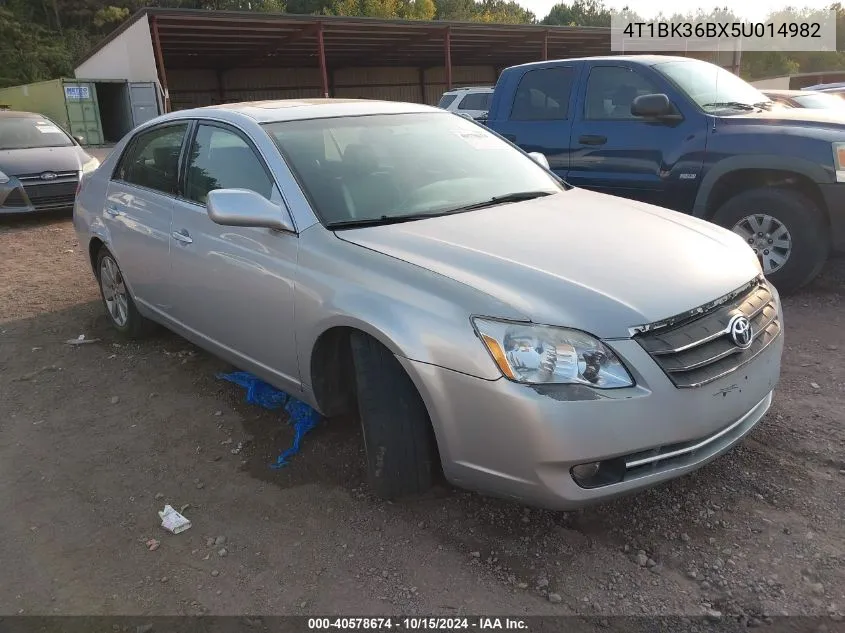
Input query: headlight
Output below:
<box><xmin>473</xmin><ymin>318</ymin><xmax>634</xmax><ymax>388</ymax></box>
<box><xmin>0</xmin><ymin>169</ymin><xmax>9</xmax><ymax>184</ymax></box>
<box><xmin>833</xmin><ymin>142</ymin><xmax>845</xmax><ymax>182</ymax></box>
<box><xmin>81</xmin><ymin>157</ymin><xmax>100</xmax><ymax>175</ymax></box>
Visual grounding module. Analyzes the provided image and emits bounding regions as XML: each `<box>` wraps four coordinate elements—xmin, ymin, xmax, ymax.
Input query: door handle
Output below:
<box><xmin>171</xmin><ymin>229</ymin><xmax>193</xmax><ymax>244</ymax></box>
<box><xmin>578</xmin><ymin>134</ymin><xmax>607</xmax><ymax>145</ymax></box>
<box><xmin>578</xmin><ymin>135</ymin><xmax>607</xmax><ymax>146</ymax></box>
<box><xmin>104</xmin><ymin>205</ymin><xmax>121</xmax><ymax>217</ymax></box>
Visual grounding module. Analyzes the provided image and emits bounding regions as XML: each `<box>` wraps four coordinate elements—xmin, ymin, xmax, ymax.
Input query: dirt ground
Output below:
<box><xmin>1</xmin><ymin>206</ymin><xmax>843</xmax><ymax>625</ymax></box>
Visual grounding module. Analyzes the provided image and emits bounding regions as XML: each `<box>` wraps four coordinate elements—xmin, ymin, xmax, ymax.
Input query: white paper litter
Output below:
<box><xmin>66</xmin><ymin>334</ymin><xmax>100</xmax><ymax>345</ymax></box>
<box><xmin>158</xmin><ymin>505</ymin><xmax>192</xmax><ymax>534</ymax></box>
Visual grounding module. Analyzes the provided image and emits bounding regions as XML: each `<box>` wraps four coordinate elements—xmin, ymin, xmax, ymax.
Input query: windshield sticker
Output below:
<box><xmin>35</xmin><ymin>124</ymin><xmax>63</xmax><ymax>134</ymax></box>
<box><xmin>450</xmin><ymin>129</ymin><xmax>503</xmax><ymax>150</ymax></box>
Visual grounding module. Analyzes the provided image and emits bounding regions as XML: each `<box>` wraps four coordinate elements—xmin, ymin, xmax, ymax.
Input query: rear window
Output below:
<box><xmin>458</xmin><ymin>92</ymin><xmax>492</xmax><ymax>111</ymax></box>
<box><xmin>438</xmin><ymin>94</ymin><xmax>458</xmax><ymax>108</ymax></box>
<box><xmin>511</xmin><ymin>67</ymin><xmax>575</xmax><ymax>121</ymax></box>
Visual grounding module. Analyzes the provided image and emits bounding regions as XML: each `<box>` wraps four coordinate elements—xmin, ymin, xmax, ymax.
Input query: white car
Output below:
<box><xmin>437</xmin><ymin>87</ymin><xmax>493</xmax><ymax>120</ymax></box>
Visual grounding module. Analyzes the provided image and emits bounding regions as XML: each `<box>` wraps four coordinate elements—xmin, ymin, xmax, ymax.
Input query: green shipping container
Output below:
<box><xmin>0</xmin><ymin>78</ymin><xmax>104</xmax><ymax>145</ymax></box>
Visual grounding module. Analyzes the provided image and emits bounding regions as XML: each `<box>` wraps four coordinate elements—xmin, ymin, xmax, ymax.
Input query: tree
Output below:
<box><xmin>542</xmin><ymin>0</ymin><xmax>609</xmax><ymax>27</ymax></box>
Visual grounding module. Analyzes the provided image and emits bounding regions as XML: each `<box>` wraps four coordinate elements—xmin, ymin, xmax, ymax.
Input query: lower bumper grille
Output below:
<box><xmin>20</xmin><ymin>179</ymin><xmax>78</xmax><ymax>209</ymax></box>
<box><xmin>634</xmin><ymin>278</ymin><xmax>781</xmax><ymax>388</ymax></box>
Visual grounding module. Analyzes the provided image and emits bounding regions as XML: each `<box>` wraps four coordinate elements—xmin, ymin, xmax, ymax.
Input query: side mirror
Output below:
<box><xmin>74</xmin><ymin>135</ymin><xmax>85</xmax><ymax>145</ymax></box>
<box><xmin>631</xmin><ymin>93</ymin><xmax>675</xmax><ymax>118</ymax></box>
<box><xmin>206</xmin><ymin>188</ymin><xmax>295</xmax><ymax>232</ymax></box>
<box><xmin>528</xmin><ymin>152</ymin><xmax>549</xmax><ymax>169</ymax></box>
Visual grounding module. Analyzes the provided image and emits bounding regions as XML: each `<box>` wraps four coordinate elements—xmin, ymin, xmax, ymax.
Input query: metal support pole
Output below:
<box><xmin>542</xmin><ymin>30</ymin><xmax>549</xmax><ymax>60</ymax></box>
<box><xmin>444</xmin><ymin>27</ymin><xmax>453</xmax><ymax>92</ymax></box>
<box><xmin>150</xmin><ymin>16</ymin><xmax>171</xmax><ymax>113</ymax></box>
<box><xmin>317</xmin><ymin>22</ymin><xmax>329</xmax><ymax>98</ymax></box>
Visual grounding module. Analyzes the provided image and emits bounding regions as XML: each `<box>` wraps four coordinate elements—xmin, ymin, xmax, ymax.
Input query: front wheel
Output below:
<box><xmin>349</xmin><ymin>332</ymin><xmax>439</xmax><ymax>499</ymax></box>
<box><xmin>712</xmin><ymin>188</ymin><xmax>829</xmax><ymax>294</ymax></box>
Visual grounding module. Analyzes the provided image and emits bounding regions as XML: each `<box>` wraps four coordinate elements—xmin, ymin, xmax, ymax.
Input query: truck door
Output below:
<box><xmin>490</xmin><ymin>65</ymin><xmax>579</xmax><ymax>178</ymax></box>
<box><xmin>567</xmin><ymin>64</ymin><xmax>708</xmax><ymax>212</ymax></box>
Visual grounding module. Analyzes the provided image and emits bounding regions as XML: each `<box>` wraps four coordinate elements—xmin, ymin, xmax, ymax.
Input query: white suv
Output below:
<box><xmin>437</xmin><ymin>87</ymin><xmax>493</xmax><ymax>120</ymax></box>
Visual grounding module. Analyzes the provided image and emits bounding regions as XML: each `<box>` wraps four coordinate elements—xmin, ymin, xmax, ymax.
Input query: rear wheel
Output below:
<box><xmin>349</xmin><ymin>332</ymin><xmax>438</xmax><ymax>499</ymax></box>
<box><xmin>712</xmin><ymin>188</ymin><xmax>829</xmax><ymax>293</ymax></box>
<box><xmin>95</xmin><ymin>247</ymin><xmax>151</xmax><ymax>339</ymax></box>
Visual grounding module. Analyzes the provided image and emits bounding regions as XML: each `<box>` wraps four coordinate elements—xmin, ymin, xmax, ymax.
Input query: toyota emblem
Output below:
<box><xmin>727</xmin><ymin>314</ymin><xmax>753</xmax><ymax>349</ymax></box>
<box><xmin>40</xmin><ymin>172</ymin><xmax>57</xmax><ymax>180</ymax></box>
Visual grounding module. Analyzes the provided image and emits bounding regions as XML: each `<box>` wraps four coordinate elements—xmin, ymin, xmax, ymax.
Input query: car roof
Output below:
<box><xmin>0</xmin><ymin>110</ymin><xmax>46</xmax><ymax>119</ymax></box>
<box><xmin>503</xmin><ymin>54</ymin><xmax>696</xmax><ymax>72</ymax></box>
<box><xmin>162</xmin><ymin>98</ymin><xmax>440</xmax><ymax>124</ymax></box>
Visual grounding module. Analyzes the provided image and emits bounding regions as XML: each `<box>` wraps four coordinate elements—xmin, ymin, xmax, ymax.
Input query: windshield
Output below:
<box><xmin>0</xmin><ymin>116</ymin><xmax>74</xmax><ymax>150</ymax></box>
<box><xmin>654</xmin><ymin>60</ymin><xmax>770</xmax><ymax>112</ymax></box>
<box><xmin>793</xmin><ymin>92</ymin><xmax>845</xmax><ymax>109</ymax></box>
<box><xmin>263</xmin><ymin>112</ymin><xmax>563</xmax><ymax>227</ymax></box>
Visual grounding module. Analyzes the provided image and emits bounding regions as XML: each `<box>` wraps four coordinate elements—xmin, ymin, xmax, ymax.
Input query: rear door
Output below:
<box><xmin>489</xmin><ymin>65</ymin><xmax>580</xmax><ymax>177</ymax></box>
<box><xmin>128</xmin><ymin>82</ymin><xmax>161</xmax><ymax>128</ymax></box>
<box><xmin>455</xmin><ymin>90</ymin><xmax>493</xmax><ymax>119</ymax></box>
<box><xmin>168</xmin><ymin>120</ymin><xmax>301</xmax><ymax>391</ymax></box>
<box><xmin>104</xmin><ymin>121</ymin><xmax>189</xmax><ymax>312</ymax></box>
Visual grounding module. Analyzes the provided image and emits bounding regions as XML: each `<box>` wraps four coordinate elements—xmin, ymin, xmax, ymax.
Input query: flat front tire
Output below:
<box><xmin>712</xmin><ymin>188</ymin><xmax>829</xmax><ymax>294</ymax></box>
<box><xmin>95</xmin><ymin>246</ymin><xmax>150</xmax><ymax>339</ymax></box>
<box><xmin>349</xmin><ymin>332</ymin><xmax>438</xmax><ymax>499</ymax></box>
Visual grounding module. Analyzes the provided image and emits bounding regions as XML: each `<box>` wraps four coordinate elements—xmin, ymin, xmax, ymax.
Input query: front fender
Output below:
<box><xmin>693</xmin><ymin>154</ymin><xmax>833</xmax><ymax>218</ymax></box>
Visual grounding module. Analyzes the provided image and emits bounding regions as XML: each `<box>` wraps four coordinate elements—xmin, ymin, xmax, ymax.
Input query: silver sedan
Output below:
<box><xmin>74</xmin><ymin>99</ymin><xmax>784</xmax><ymax>509</ymax></box>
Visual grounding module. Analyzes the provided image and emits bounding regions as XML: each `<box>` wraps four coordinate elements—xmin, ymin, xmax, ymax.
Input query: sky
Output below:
<box><xmin>517</xmin><ymin>0</ymin><xmax>834</xmax><ymax>22</ymax></box>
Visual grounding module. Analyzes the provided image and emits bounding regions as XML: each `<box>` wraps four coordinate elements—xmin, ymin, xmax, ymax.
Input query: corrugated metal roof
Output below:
<box><xmin>78</xmin><ymin>7</ymin><xmax>615</xmax><ymax>71</ymax></box>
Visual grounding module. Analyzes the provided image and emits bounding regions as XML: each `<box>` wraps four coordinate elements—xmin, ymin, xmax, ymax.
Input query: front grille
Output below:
<box><xmin>634</xmin><ymin>278</ymin><xmax>781</xmax><ymax>388</ymax></box>
<box><xmin>17</xmin><ymin>170</ymin><xmax>79</xmax><ymax>181</ymax></box>
<box><xmin>21</xmin><ymin>178</ymin><xmax>78</xmax><ymax>209</ymax></box>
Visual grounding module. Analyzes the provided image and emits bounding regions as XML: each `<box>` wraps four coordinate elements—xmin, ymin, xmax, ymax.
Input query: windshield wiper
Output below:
<box><xmin>327</xmin><ymin>212</ymin><xmax>448</xmax><ymax>230</ymax></box>
<box><xmin>441</xmin><ymin>190</ymin><xmax>555</xmax><ymax>214</ymax></box>
<box><xmin>326</xmin><ymin>191</ymin><xmax>556</xmax><ymax>230</ymax></box>
<box><xmin>701</xmin><ymin>101</ymin><xmax>756</xmax><ymax>111</ymax></box>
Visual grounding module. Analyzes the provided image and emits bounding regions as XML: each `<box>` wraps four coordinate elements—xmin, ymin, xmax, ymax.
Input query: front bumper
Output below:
<box><xmin>400</xmin><ymin>324</ymin><xmax>783</xmax><ymax>511</ymax></box>
<box><xmin>0</xmin><ymin>173</ymin><xmax>79</xmax><ymax>215</ymax></box>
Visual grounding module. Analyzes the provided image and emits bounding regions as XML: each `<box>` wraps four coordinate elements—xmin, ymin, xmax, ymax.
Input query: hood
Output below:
<box><xmin>0</xmin><ymin>145</ymin><xmax>92</xmax><ymax>177</ymax></box>
<box><xmin>720</xmin><ymin>107</ymin><xmax>845</xmax><ymax>131</ymax></box>
<box><xmin>337</xmin><ymin>189</ymin><xmax>761</xmax><ymax>338</ymax></box>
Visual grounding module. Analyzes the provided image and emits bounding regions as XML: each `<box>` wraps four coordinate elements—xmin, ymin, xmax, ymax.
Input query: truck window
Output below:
<box><xmin>510</xmin><ymin>67</ymin><xmax>574</xmax><ymax>121</ymax></box>
<box><xmin>585</xmin><ymin>66</ymin><xmax>660</xmax><ymax>120</ymax></box>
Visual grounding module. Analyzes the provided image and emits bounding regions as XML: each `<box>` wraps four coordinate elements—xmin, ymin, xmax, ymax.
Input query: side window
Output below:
<box><xmin>438</xmin><ymin>94</ymin><xmax>458</xmax><ymax>108</ymax></box>
<box><xmin>458</xmin><ymin>92</ymin><xmax>491</xmax><ymax>110</ymax></box>
<box><xmin>510</xmin><ymin>68</ymin><xmax>574</xmax><ymax>121</ymax></box>
<box><xmin>184</xmin><ymin>124</ymin><xmax>274</xmax><ymax>205</ymax></box>
<box><xmin>585</xmin><ymin>66</ymin><xmax>661</xmax><ymax>120</ymax></box>
<box><xmin>114</xmin><ymin>123</ymin><xmax>188</xmax><ymax>195</ymax></box>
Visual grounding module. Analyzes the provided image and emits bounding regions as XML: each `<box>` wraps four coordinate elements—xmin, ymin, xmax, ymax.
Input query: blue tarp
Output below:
<box><xmin>218</xmin><ymin>371</ymin><xmax>321</xmax><ymax>469</ymax></box>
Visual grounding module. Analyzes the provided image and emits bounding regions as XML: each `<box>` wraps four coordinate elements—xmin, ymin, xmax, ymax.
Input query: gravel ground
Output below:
<box><xmin>0</xmin><ymin>210</ymin><xmax>843</xmax><ymax>626</ymax></box>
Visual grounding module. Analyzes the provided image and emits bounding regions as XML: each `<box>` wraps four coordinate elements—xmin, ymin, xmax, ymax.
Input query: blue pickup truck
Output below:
<box><xmin>485</xmin><ymin>55</ymin><xmax>845</xmax><ymax>293</ymax></box>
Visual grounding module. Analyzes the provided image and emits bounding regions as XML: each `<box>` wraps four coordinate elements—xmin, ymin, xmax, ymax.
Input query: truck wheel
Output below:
<box><xmin>712</xmin><ymin>188</ymin><xmax>829</xmax><ymax>293</ymax></box>
<box><xmin>95</xmin><ymin>247</ymin><xmax>151</xmax><ymax>339</ymax></box>
<box><xmin>349</xmin><ymin>331</ymin><xmax>438</xmax><ymax>499</ymax></box>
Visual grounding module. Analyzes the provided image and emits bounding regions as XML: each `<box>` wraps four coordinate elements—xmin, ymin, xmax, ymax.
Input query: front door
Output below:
<box><xmin>103</xmin><ymin>121</ymin><xmax>189</xmax><ymax>313</ymax></box>
<box><xmin>567</xmin><ymin>64</ymin><xmax>708</xmax><ymax>211</ymax></box>
<box><xmin>489</xmin><ymin>65</ymin><xmax>579</xmax><ymax>178</ymax></box>
<box><xmin>168</xmin><ymin>121</ymin><xmax>301</xmax><ymax>391</ymax></box>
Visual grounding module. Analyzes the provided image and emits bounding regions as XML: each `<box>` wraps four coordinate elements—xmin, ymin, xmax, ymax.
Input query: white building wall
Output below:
<box><xmin>750</xmin><ymin>76</ymin><xmax>791</xmax><ymax>89</ymax></box>
<box><xmin>74</xmin><ymin>14</ymin><xmax>159</xmax><ymax>84</ymax></box>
